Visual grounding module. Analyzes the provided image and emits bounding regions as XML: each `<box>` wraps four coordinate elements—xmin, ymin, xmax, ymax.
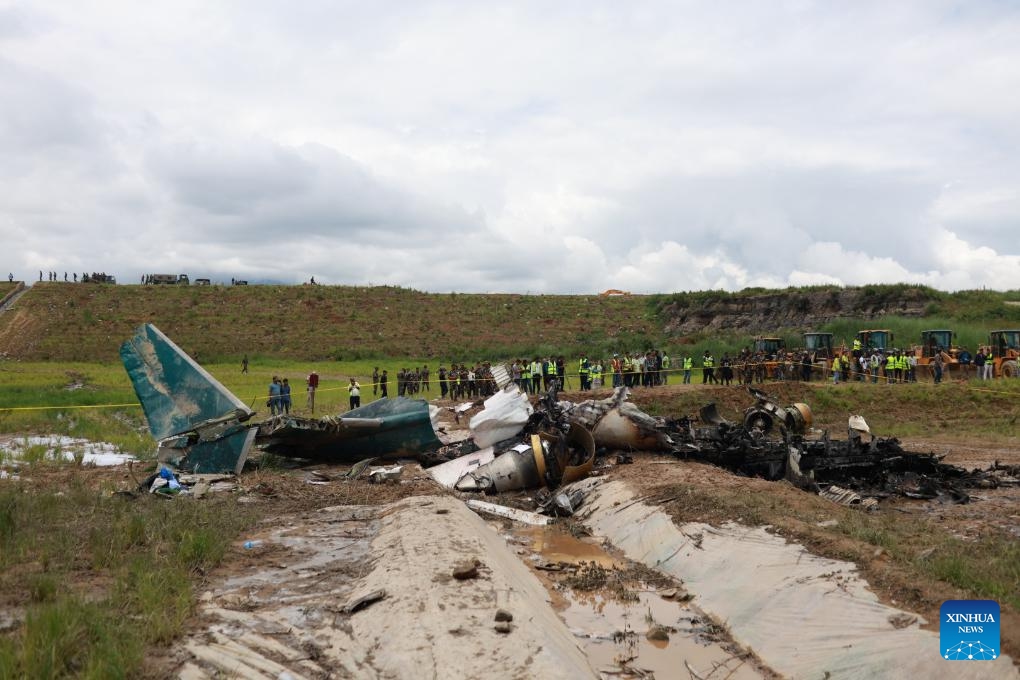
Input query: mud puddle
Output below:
<box><xmin>503</xmin><ymin>524</ymin><xmax>767</xmax><ymax>679</ymax></box>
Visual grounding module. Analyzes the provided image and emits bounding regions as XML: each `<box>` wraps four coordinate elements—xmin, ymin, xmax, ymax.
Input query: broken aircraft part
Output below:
<box><xmin>741</xmin><ymin>387</ymin><xmax>812</xmax><ymax>435</ymax></box>
<box><xmin>121</xmin><ymin>325</ymin><xmax>442</xmax><ymax>469</ymax></box>
<box><xmin>256</xmin><ymin>397</ymin><xmax>441</xmax><ymax>462</ymax></box>
<box><xmin>368</xmin><ymin>465</ymin><xmax>404</xmax><ymax>484</ymax></box>
<box><xmin>555</xmin><ymin>387</ymin><xmax>673</xmax><ymax>451</ymax></box>
<box><xmin>469</xmin><ymin>385</ymin><xmax>534</xmax><ymax>448</ymax></box>
<box><xmin>455</xmin><ymin>423</ymin><xmax>596</xmax><ymax>494</ymax></box>
<box><xmin>121</xmin><ymin>323</ymin><xmax>257</xmax><ymax>475</ymax></box>
<box><xmin>426</xmin><ymin>447</ymin><xmax>496</xmax><ymax>489</ymax></box>
<box><xmin>465</xmin><ymin>500</ymin><xmax>555</xmax><ymax>526</ymax></box>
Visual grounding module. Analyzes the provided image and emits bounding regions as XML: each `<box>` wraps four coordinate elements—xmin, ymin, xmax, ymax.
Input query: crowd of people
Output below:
<box><xmin>257</xmin><ymin>341</ymin><xmax>1011</xmax><ymax>416</ymax></box>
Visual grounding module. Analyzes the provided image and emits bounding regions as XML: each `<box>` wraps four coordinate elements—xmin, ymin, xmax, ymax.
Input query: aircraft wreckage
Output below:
<box><xmin>122</xmin><ymin>324</ymin><xmax>1018</xmax><ymax>504</ymax></box>
<box><xmin>121</xmin><ymin>324</ymin><xmax>440</xmax><ymax>473</ymax></box>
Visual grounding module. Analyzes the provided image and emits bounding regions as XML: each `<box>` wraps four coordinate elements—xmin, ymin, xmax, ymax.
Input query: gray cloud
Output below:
<box><xmin>1</xmin><ymin>1</ymin><xmax>1019</xmax><ymax>292</ymax></box>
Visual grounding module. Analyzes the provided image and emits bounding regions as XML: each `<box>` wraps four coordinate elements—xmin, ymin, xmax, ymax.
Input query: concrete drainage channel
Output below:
<box><xmin>501</xmin><ymin>524</ymin><xmax>770</xmax><ymax>679</ymax></box>
<box><xmin>567</xmin><ymin>478</ymin><xmax>1019</xmax><ymax>680</ymax></box>
<box><xmin>173</xmin><ymin>483</ymin><xmax>1018</xmax><ymax>679</ymax></box>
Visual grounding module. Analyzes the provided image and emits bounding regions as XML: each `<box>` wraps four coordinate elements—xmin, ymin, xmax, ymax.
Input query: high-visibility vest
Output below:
<box><xmin>683</xmin><ymin>357</ymin><xmax>693</xmax><ymax>370</ymax></box>
<box><xmin>703</xmin><ymin>356</ymin><xmax>714</xmax><ymax>368</ymax></box>
<box><xmin>532</xmin><ymin>361</ymin><xmax>542</xmax><ymax>376</ymax></box>
<box><xmin>548</xmin><ymin>362</ymin><xmax>558</xmax><ymax>376</ymax></box>
<box><xmin>592</xmin><ymin>366</ymin><xmax>602</xmax><ymax>381</ymax></box>
<box><xmin>662</xmin><ymin>356</ymin><xmax>671</xmax><ymax>368</ymax></box>
<box><xmin>522</xmin><ymin>364</ymin><xmax>531</xmax><ymax>379</ymax></box>
<box><xmin>579</xmin><ymin>359</ymin><xmax>589</xmax><ymax>375</ymax></box>
<box><xmin>885</xmin><ymin>356</ymin><xmax>895</xmax><ymax>370</ymax></box>
<box><xmin>853</xmin><ymin>339</ymin><xmax>862</xmax><ymax>351</ymax></box>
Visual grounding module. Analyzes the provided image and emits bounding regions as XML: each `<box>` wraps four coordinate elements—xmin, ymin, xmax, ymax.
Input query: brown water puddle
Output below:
<box><xmin>502</xmin><ymin>524</ymin><xmax>768</xmax><ymax>679</ymax></box>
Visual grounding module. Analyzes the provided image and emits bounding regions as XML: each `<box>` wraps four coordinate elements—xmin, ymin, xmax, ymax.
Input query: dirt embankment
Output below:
<box><xmin>661</xmin><ymin>287</ymin><xmax>935</xmax><ymax>336</ymax></box>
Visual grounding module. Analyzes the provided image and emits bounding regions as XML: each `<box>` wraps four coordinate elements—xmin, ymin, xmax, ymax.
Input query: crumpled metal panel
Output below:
<box><xmin>257</xmin><ymin>397</ymin><xmax>442</xmax><ymax>462</ymax></box>
<box><xmin>120</xmin><ymin>323</ymin><xmax>252</xmax><ymax>440</ymax></box>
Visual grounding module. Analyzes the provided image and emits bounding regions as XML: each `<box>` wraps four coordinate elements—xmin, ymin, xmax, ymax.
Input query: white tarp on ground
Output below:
<box><xmin>0</xmin><ymin>435</ymin><xmax>136</xmax><ymax>466</ymax></box>
<box><xmin>573</xmin><ymin>478</ymin><xmax>1017</xmax><ymax>680</ymax></box>
<box><xmin>468</xmin><ymin>385</ymin><xmax>532</xmax><ymax>448</ymax></box>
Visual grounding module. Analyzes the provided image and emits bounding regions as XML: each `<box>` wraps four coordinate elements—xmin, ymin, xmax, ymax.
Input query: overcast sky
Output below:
<box><xmin>2</xmin><ymin>1</ymin><xmax>1019</xmax><ymax>293</ymax></box>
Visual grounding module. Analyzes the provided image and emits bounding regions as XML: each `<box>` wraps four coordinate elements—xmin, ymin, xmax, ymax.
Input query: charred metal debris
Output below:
<box><xmin>430</xmin><ymin>384</ymin><xmax>1018</xmax><ymax>510</ymax></box>
<box><xmin>119</xmin><ymin>325</ymin><xmax>1015</xmax><ymax>509</ymax></box>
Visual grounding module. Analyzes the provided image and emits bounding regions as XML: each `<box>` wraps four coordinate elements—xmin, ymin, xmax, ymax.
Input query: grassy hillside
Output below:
<box><xmin>0</xmin><ymin>284</ymin><xmax>660</xmax><ymax>362</ymax></box>
<box><xmin>0</xmin><ymin>283</ymin><xmax>1018</xmax><ymax>363</ymax></box>
<box><xmin>0</xmin><ymin>282</ymin><xmax>20</xmax><ymax>302</ymax></box>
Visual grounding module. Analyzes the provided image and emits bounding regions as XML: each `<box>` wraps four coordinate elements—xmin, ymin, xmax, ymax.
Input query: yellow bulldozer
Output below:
<box><xmin>988</xmin><ymin>329</ymin><xmax>1020</xmax><ymax>378</ymax></box>
<box><xmin>910</xmin><ymin>329</ymin><xmax>968</xmax><ymax>380</ymax></box>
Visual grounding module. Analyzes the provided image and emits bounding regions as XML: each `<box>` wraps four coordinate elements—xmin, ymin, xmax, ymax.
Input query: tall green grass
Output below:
<box><xmin>0</xmin><ymin>482</ymin><xmax>257</xmax><ymax>678</ymax></box>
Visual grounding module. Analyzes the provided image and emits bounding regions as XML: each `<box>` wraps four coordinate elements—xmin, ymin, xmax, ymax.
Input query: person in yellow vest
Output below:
<box><xmin>521</xmin><ymin>359</ymin><xmax>532</xmax><ymax>394</ymax></box>
<box><xmin>578</xmin><ymin>354</ymin><xmax>591</xmax><ymax>391</ymax></box>
<box><xmin>683</xmin><ymin>355</ymin><xmax>693</xmax><ymax>384</ymax></box>
<box><xmin>884</xmin><ymin>352</ymin><xmax>896</xmax><ymax>384</ymax></box>
<box><xmin>545</xmin><ymin>357</ymin><xmax>558</xmax><ymax>392</ymax></box>
<box><xmin>591</xmin><ymin>360</ymin><xmax>604</xmax><ymax>389</ymax></box>
<box><xmin>531</xmin><ymin>357</ymin><xmax>543</xmax><ymax>394</ymax></box>
<box><xmin>661</xmin><ymin>352</ymin><xmax>671</xmax><ymax>385</ymax></box>
<box><xmin>702</xmin><ymin>351</ymin><xmax>716</xmax><ymax>384</ymax></box>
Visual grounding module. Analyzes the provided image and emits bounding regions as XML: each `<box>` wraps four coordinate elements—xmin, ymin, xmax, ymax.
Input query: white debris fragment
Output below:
<box><xmin>469</xmin><ymin>385</ymin><xmax>533</xmax><ymax>448</ymax></box>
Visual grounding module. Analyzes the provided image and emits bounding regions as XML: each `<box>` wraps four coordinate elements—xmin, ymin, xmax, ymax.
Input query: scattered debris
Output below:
<box><xmin>537</xmin><ymin>486</ymin><xmax>588</xmax><ymax>517</ymax></box>
<box><xmin>368</xmin><ymin>464</ymin><xmax>403</xmax><ymax>484</ymax></box>
<box><xmin>888</xmin><ymin>613</ymin><xmax>918</xmax><ymax>629</ymax></box>
<box><xmin>659</xmin><ymin>388</ymin><xmax>1018</xmax><ymax>505</ymax></box>
<box><xmin>645</xmin><ymin>626</ymin><xmax>670</xmax><ymax>642</ymax></box>
<box><xmin>341</xmin><ymin>589</ymin><xmax>386</xmax><ymax>614</ymax></box>
<box><xmin>818</xmin><ymin>485</ymin><xmax>879</xmax><ymax>510</ymax></box>
<box><xmin>452</xmin><ymin>560</ymin><xmax>481</xmax><ymax>580</ymax></box>
<box><xmin>465</xmin><ymin>500</ymin><xmax>554</xmax><ymax>526</ymax></box>
<box><xmin>425</xmin><ymin>448</ymin><xmax>495</xmax><ymax>489</ymax></box>
<box><xmin>468</xmin><ymin>385</ymin><xmax>533</xmax><ymax>448</ymax></box>
<box><xmin>345</xmin><ymin>456</ymin><xmax>378</xmax><ymax>480</ymax></box>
